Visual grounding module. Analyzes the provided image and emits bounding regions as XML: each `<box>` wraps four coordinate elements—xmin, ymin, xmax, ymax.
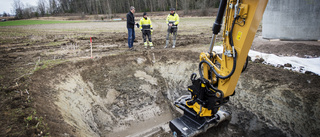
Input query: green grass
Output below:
<box><xmin>0</xmin><ymin>20</ymin><xmax>85</xmax><ymax>26</ymax></box>
<box><xmin>32</xmin><ymin>59</ymin><xmax>67</xmax><ymax>73</ymax></box>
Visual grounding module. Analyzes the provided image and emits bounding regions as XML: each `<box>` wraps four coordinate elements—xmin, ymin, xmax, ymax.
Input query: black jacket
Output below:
<box><xmin>126</xmin><ymin>11</ymin><xmax>135</xmax><ymax>28</ymax></box>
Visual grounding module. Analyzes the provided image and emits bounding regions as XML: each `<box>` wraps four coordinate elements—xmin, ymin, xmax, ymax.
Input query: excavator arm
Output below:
<box><xmin>169</xmin><ymin>0</ymin><xmax>268</xmax><ymax>136</ymax></box>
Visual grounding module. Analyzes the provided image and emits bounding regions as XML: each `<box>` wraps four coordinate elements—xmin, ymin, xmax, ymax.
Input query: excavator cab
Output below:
<box><xmin>169</xmin><ymin>0</ymin><xmax>269</xmax><ymax>136</ymax></box>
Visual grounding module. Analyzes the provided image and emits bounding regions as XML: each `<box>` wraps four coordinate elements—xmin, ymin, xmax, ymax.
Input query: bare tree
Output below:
<box><xmin>106</xmin><ymin>0</ymin><xmax>112</xmax><ymax>17</ymax></box>
<box><xmin>48</xmin><ymin>0</ymin><xmax>58</xmax><ymax>15</ymax></box>
<box><xmin>38</xmin><ymin>0</ymin><xmax>47</xmax><ymax>16</ymax></box>
<box><xmin>2</xmin><ymin>12</ymin><xmax>8</xmax><ymax>17</ymax></box>
<box><xmin>183</xmin><ymin>0</ymin><xmax>189</xmax><ymax>14</ymax></box>
<box><xmin>13</xmin><ymin>0</ymin><xmax>24</xmax><ymax>19</ymax></box>
<box><xmin>11</xmin><ymin>0</ymin><xmax>220</xmax><ymax>17</ymax></box>
<box><xmin>201</xmin><ymin>0</ymin><xmax>208</xmax><ymax>16</ymax></box>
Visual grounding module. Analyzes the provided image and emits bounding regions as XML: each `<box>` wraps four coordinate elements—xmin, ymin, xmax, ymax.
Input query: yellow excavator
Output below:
<box><xmin>169</xmin><ymin>0</ymin><xmax>268</xmax><ymax>136</ymax></box>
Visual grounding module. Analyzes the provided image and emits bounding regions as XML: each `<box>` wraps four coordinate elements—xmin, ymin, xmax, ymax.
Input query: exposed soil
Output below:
<box><xmin>0</xmin><ymin>14</ymin><xmax>320</xmax><ymax>137</ymax></box>
<box><xmin>251</xmin><ymin>37</ymin><xmax>320</xmax><ymax>58</ymax></box>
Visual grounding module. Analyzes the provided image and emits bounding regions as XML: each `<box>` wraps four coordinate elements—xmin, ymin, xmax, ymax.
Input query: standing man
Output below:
<box><xmin>139</xmin><ymin>12</ymin><xmax>154</xmax><ymax>49</ymax></box>
<box><xmin>165</xmin><ymin>8</ymin><xmax>180</xmax><ymax>48</ymax></box>
<box><xmin>127</xmin><ymin>6</ymin><xmax>137</xmax><ymax>50</ymax></box>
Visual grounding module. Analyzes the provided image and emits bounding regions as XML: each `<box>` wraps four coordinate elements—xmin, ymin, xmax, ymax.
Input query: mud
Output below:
<box><xmin>251</xmin><ymin>37</ymin><xmax>320</xmax><ymax>58</ymax></box>
<box><xmin>27</xmin><ymin>50</ymin><xmax>320</xmax><ymax>137</ymax></box>
<box><xmin>29</xmin><ymin>51</ymin><xmax>198</xmax><ymax>136</ymax></box>
<box><xmin>1</xmin><ymin>18</ymin><xmax>320</xmax><ymax>137</ymax></box>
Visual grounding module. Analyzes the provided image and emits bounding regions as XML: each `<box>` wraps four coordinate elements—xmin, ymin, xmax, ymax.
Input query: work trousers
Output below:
<box><xmin>127</xmin><ymin>28</ymin><xmax>135</xmax><ymax>48</ymax></box>
<box><xmin>142</xmin><ymin>30</ymin><xmax>152</xmax><ymax>42</ymax></box>
<box><xmin>166</xmin><ymin>26</ymin><xmax>177</xmax><ymax>40</ymax></box>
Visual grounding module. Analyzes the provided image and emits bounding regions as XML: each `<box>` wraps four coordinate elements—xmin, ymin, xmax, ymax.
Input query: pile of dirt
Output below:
<box><xmin>229</xmin><ymin>63</ymin><xmax>320</xmax><ymax>137</ymax></box>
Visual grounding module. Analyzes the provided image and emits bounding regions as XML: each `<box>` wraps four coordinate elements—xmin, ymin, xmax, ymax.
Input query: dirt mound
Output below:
<box><xmin>233</xmin><ymin>63</ymin><xmax>320</xmax><ymax>137</ymax></box>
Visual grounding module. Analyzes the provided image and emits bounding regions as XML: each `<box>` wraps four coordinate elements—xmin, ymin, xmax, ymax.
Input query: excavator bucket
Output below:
<box><xmin>169</xmin><ymin>95</ymin><xmax>231</xmax><ymax>137</ymax></box>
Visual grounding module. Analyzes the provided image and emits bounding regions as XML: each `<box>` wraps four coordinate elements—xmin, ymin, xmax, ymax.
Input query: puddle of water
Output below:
<box><xmin>105</xmin><ymin>111</ymin><xmax>173</xmax><ymax>137</ymax></box>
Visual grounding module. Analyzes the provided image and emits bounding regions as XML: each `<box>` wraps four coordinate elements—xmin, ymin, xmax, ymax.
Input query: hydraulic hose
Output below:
<box><xmin>229</xmin><ymin>16</ymin><xmax>239</xmax><ymax>50</ymax></box>
<box><xmin>199</xmin><ymin>50</ymin><xmax>237</xmax><ymax>79</ymax></box>
<box><xmin>200</xmin><ymin>15</ymin><xmax>239</xmax><ymax>80</ymax></box>
<box><xmin>242</xmin><ymin>56</ymin><xmax>249</xmax><ymax>73</ymax></box>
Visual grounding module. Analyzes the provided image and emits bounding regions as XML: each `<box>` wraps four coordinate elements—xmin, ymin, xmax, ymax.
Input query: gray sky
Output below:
<box><xmin>0</xmin><ymin>0</ymin><xmax>38</xmax><ymax>14</ymax></box>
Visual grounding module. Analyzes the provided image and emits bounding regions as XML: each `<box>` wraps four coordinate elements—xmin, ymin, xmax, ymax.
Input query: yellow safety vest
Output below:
<box><xmin>139</xmin><ymin>17</ymin><xmax>152</xmax><ymax>30</ymax></box>
<box><xmin>166</xmin><ymin>13</ymin><xmax>179</xmax><ymax>25</ymax></box>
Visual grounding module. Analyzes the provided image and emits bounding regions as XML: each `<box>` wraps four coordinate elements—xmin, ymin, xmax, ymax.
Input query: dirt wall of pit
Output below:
<box><xmin>233</xmin><ymin>64</ymin><xmax>320</xmax><ymax>137</ymax></box>
<box><xmin>30</xmin><ymin>51</ymin><xmax>199</xmax><ymax>137</ymax></box>
<box><xmin>29</xmin><ymin>51</ymin><xmax>320</xmax><ymax>137</ymax></box>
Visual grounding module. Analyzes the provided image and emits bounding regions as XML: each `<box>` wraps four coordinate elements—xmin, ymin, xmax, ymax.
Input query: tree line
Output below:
<box><xmin>12</xmin><ymin>0</ymin><xmax>220</xmax><ymax>19</ymax></box>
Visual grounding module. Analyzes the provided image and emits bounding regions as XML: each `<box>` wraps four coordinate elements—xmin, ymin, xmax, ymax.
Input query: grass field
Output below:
<box><xmin>0</xmin><ymin>20</ymin><xmax>85</xmax><ymax>26</ymax></box>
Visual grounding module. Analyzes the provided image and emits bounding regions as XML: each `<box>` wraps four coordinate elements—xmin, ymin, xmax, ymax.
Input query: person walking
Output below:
<box><xmin>127</xmin><ymin>6</ymin><xmax>137</xmax><ymax>50</ymax></box>
<box><xmin>139</xmin><ymin>12</ymin><xmax>154</xmax><ymax>49</ymax></box>
<box><xmin>165</xmin><ymin>8</ymin><xmax>179</xmax><ymax>48</ymax></box>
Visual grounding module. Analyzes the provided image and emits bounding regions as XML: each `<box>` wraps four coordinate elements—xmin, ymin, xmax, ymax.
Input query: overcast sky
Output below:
<box><xmin>0</xmin><ymin>0</ymin><xmax>38</xmax><ymax>14</ymax></box>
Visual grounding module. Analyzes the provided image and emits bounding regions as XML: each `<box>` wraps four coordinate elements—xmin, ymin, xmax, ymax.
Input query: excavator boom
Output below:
<box><xmin>169</xmin><ymin>0</ymin><xmax>268</xmax><ymax>136</ymax></box>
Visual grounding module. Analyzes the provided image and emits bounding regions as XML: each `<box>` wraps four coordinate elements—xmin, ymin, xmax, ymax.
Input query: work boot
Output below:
<box><xmin>149</xmin><ymin>42</ymin><xmax>154</xmax><ymax>49</ymax></box>
<box><xmin>130</xmin><ymin>47</ymin><xmax>136</xmax><ymax>51</ymax></box>
<box><xmin>172</xmin><ymin>40</ymin><xmax>176</xmax><ymax>48</ymax></box>
<box><xmin>144</xmin><ymin>42</ymin><xmax>148</xmax><ymax>49</ymax></box>
<box><xmin>164</xmin><ymin>40</ymin><xmax>169</xmax><ymax>48</ymax></box>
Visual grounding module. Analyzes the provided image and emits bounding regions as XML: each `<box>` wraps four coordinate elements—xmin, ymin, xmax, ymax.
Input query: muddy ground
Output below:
<box><xmin>1</xmin><ymin>13</ymin><xmax>320</xmax><ymax>137</ymax></box>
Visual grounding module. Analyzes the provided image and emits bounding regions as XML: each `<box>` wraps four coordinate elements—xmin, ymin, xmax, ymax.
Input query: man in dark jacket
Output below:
<box><xmin>127</xmin><ymin>6</ymin><xmax>137</xmax><ymax>50</ymax></box>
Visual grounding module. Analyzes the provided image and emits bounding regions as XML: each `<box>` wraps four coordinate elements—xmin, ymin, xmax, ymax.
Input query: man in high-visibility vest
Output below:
<box><xmin>165</xmin><ymin>8</ymin><xmax>179</xmax><ymax>48</ymax></box>
<box><xmin>140</xmin><ymin>12</ymin><xmax>154</xmax><ymax>49</ymax></box>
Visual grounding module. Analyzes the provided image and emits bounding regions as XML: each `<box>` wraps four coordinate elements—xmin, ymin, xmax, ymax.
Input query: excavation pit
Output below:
<box><xmin>30</xmin><ymin>50</ymin><xmax>320</xmax><ymax>137</ymax></box>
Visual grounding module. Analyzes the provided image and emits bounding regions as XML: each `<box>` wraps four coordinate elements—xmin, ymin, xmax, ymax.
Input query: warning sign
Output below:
<box><xmin>236</xmin><ymin>31</ymin><xmax>242</xmax><ymax>41</ymax></box>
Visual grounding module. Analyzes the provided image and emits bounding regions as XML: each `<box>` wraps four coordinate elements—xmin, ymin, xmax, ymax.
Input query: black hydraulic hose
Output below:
<box><xmin>199</xmin><ymin>15</ymin><xmax>239</xmax><ymax>79</ymax></box>
<box><xmin>242</xmin><ymin>56</ymin><xmax>249</xmax><ymax>73</ymax></box>
<box><xmin>199</xmin><ymin>60</ymin><xmax>212</xmax><ymax>79</ymax></box>
<box><xmin>225</xmin><ymin>16</ymin><xmax>240</xmax><ymax>77</ymax></box>
<box><xmin>199</xmin><ymin>50</ymin><xmax>237</xmax><ymax>80</ymax></box>
<box><xmin>229</xmin><ymin>16</ymin><xmax>239</xmax><ymax>49</ymax></box>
